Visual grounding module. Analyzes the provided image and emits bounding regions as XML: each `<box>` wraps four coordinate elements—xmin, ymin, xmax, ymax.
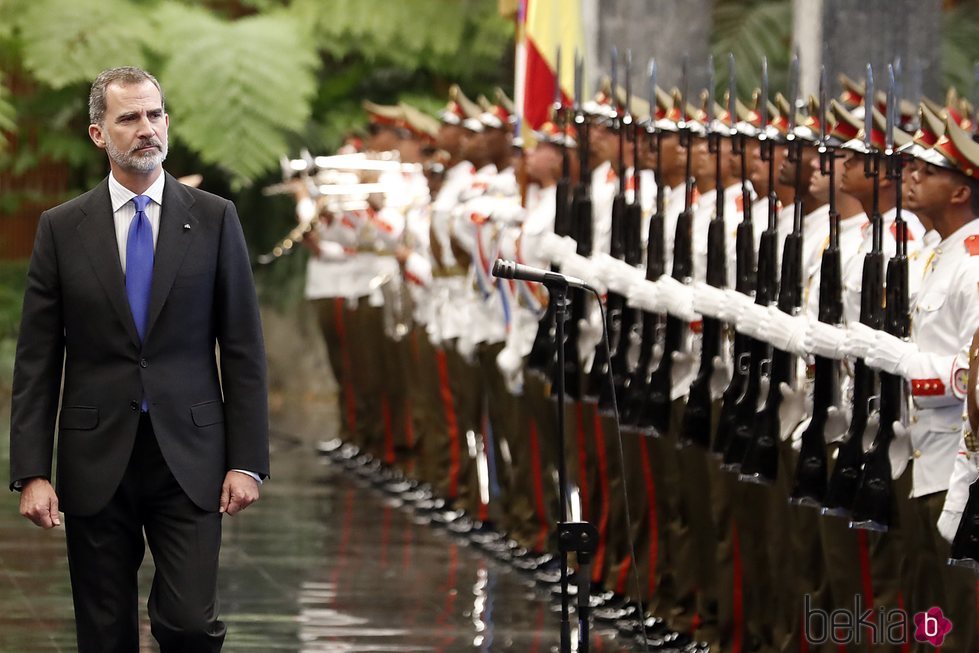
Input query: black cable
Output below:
<box><xmin>589</xmin><ymin>287</ymin><xmax>650</xmax><ymax>652</ymax></box>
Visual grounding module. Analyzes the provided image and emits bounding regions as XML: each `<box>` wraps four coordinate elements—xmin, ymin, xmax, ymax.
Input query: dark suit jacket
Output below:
<box><xmin>9</xmin><ymin>172</ymin><xmax>270</xmax><ymax>516</ymax></box>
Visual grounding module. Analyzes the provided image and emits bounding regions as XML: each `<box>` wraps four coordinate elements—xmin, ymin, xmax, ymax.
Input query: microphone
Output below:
<box><xmin>492</xmin><ymin>259</ymin><xmax>594</xmax><ymax>291</ymax></box>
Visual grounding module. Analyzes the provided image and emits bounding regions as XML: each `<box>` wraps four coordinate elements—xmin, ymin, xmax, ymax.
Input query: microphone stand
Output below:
<box><xmin>549</xmin><ymin>277</ymin><xmax>599</xmax><ymax>653</ymax></box>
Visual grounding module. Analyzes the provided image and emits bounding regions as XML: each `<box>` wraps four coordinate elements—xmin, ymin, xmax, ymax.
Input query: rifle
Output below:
<box><xmin>639</xmin><ymin>57</ymin><xmax>695</xmax><ymax>437</ymax></box>
<box><xmin>713</xmin><ymin>106</ymin><xmax>757</xmax><ymax>457</ymax></box>
<box><xmin>588</xmin><ymin>48</ymin><xmax>628</xmax><ymax>408</ymax></box>
<box><xmin>605</xmin><ymin>50</ymin><xmax>644</xmax><ymax>412</ymax></box>
<box><xmin>560</xmin><ymin>52</ymin><xmax>593</xmax><ymax>401</ymax></box>
<box><xmin>850</xmin><ymin>64</ymin><xmax>907</xmax><ymax>532</ymax></box>
<box><xmin>740</xmin><ymin>55</ymin><xmax>805</xmax><ymax>486</ymax></box>
<box><xmin>723</xmin><ymin>58</ymin><xmax>778</xmax><ymax>472</ymax></box>
<box><xmin>790</xmin><ymin>69</ymin><xmax>841</xmax><ymax>507</ymax></box>
<box><xmin>528</xmin><ymin>46</ymin><xmax>572</xmax><ymax>378</ymax></box>
<box><xmin>621</xmin><ymin>59</ymin><xmax>666</xmax><ymax>428</ymax></box>
<box><xmin>822</xmin><ymin>65</ymin><xmax>886</xmax><ymax>518</ymax></box>
<box><xmin>681</xmin><ymin>55</ymin><xmax>728</xmax><ymax>449</ymax></box>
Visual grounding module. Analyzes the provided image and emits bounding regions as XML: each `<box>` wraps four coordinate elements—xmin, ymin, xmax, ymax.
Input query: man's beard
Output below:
<box><xmin>104</xmin><ymin>131</ymin><xmax>168</xmax><ymax>173</ymax></box>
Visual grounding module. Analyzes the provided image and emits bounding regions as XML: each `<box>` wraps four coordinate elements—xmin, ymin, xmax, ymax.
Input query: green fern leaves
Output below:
<box><xmin>152</xmin><ymin>3</ymin><xmax>318</xmax><ymax>186</ymax></box>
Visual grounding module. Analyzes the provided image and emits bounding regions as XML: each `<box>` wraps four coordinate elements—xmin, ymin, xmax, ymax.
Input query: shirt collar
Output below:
<box><xmin>108</xmin><ymin>171</ymin><xmax>166</xmax><ymax>213</ymax></box>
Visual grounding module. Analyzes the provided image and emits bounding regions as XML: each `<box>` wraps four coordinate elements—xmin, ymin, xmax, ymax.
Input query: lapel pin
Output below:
<box><xmin>183</xmin><ymin>223</ymin><xmax>191</xmax><ymax>230</ymax></box>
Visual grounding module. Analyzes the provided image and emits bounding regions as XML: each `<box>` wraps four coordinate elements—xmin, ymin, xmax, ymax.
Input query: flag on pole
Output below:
<box><xmin>518</xmin><ymin>0</ymin><xmax>585</xmax><ymax>131</ymax></box>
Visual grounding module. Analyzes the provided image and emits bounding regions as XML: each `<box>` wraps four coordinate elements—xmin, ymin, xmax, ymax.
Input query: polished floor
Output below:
<box><xmin>0</xmin><ymin>412</ymin><xmax>638</xmax><ymax>652</ymax></box>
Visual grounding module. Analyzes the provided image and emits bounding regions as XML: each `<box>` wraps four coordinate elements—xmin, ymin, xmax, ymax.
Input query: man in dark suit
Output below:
<box><xmin>9</xmin><ymin>66</ymin><xmax>269</xmax><ymax>653</ymax></box>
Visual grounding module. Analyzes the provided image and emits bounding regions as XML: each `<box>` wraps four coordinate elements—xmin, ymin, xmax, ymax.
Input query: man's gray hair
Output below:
<box><xmin>88</xmin><ymin>67</ymin><xmax>165</xmax><ymax>126</ymax></box>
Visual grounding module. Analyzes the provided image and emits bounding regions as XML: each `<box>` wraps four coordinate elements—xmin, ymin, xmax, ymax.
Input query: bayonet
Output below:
<box><xmin>787</xmin><ymin>53</ymin><xmax>799</xmax><ymax>135</ymax></box>
<box><xmin>647</xmin><ymin>58</ymin><xmax>657</xmax><ymax>124</ymax></box>
<box><xmin>760</xmin><ymin>56</ymin><xmax>769</xmax><ymax>128</ymax></box>
<box><xmin>728</xmin><ymin>52</ymin><xmax>737</xmax><ymax>135</ymax></box>
<box><xmin>553</xmin><ymin>45</ymin><xmax>562</xmax><ymax>113</ymax></box>
<box><xmin>886</xmin><ymin>64</ymin><xmax>896</xmax><ymax>153</ymax></box>
<box><xmin>864</xmin><ymin>64</ymin><xmax>875</xmax><ymax>152</ymax></box>
<box><xmin>818</xmin><ymin>66</ymin><xmax>827</xmax><ymax>145</ymax></box>
<box><xmin>706</xmin><ymin>54</ymin><xmax>716</xmax><ymax>134</ymax></box>
<box><xmin>610</xmin><ymin>46</ymin><xmax>619</xmax><ymax>118</ymax></box>
<box><xmin>625</xmin><ymin>49</ymin><xmax>633</xmax><ymax>120</ymax></box>
<box><xmin>680</xmin><ymin>54</ymin><xmax>689</xmax><ymax>129</ymax></box>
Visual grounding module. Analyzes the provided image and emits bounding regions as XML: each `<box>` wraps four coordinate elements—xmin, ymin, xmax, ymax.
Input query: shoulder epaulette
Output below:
<box><xmin>965</xmin><ymin>234</ymin><xmax>979</xmax><ymax>256</ymax></box>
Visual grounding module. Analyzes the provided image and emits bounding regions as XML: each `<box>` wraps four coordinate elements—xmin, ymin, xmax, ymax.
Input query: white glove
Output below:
<box><xmin>940</xmin><ymin>446</ymin><xmax>979</xmax><ymax>542</ymax></box>
<box><xmin>889</xmin><ymin>420</ymin><xmax>912</xmax><ymax>481</ymax></box>
<box><xmin>539</xmin><ymin>233</ymin><xmax>578</xmax><ymax>265</ymax></box>
<box><xmin>561</xmin><ymin>254</ymin><xmax>605</xmax><ymax>292</ymax></box>
<box><xmin>691</xmin><ymin>282</ymin><xmax>728</xmax><ymax>319</ymax></box>
<box><xmin>778</xmin><ymin>381</ymin><xmax>808</xmax><ymax>441</ymax></box>
<box><xmin>840</xmin><ymin>322</ymin><xmax>877</xmax><ymax>361</ymax></box>
<box><xmin>937</xmin><ymin>509</ymin><xmax>963</xmax><ymax>545</ymax></box>
<box><xmin>865</xmin><ymin>330</ymin><xmax>919</xmax><ymax>376</ymax></box>
<box><xmin>670</xmin><ymin>350</ymin><xmax>697</xmax><ymax>390</ymax></box>
<box><xmin>804</xmin><ymin>321</ymin><xmax>848</xmax><ymax>360</ymax></box>
<box><xmin>709</xmin><ymin>355</ymin><xmax>732</xmax><ymax>399</ymax></box>
<box><xmin>658</xmin><ymin>276</ymin><xmax>696</xmax><ymax>322</ymax></box>
<box><xmin>717</xmin><ymin>288</ymin><xmax>754</xmax><ymax>324</ymax></box>
<box><xmin>766</xmin><ymin>306</ymin><xmax>807</xmax><ymax>356</ymax></box>
<box><xmin>597</xmin><ymin>255</ymin><xmax>642</xmax><ymax>295</ymax></box>
<box><xmin>735</xmin><ymin>301</ymin><xmax>769</xmax><ymax>340</ymax></box>
<box><xmin>823</xmin><ymin>406</ymin><xmax>850</xmax><ymax>443</ymax></box>
<box><xmin>626</xmin><ymin>279</ymin><xmax>661</xmax><ymax>313</ymax></box>
<box><xmin>496</xmin><ymin>344</ymin><xmax>524</xmax><ymax>395</ymax></box>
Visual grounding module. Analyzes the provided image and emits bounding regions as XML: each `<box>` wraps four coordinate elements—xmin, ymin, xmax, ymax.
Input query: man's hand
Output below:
<box><xmin>220</xmin><ymin>471</ymin><xmax>260</xmax><ymax>516</ymax></box>
<box><xmin>19</xmin><ymin>478</ymin><xmax>60</xmax><ymax>528</ymax></box>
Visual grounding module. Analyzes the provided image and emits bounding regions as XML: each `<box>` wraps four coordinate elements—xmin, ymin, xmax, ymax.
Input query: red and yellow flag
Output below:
<box><xmin>516</xmin><ymin>0</ymin><xmax>585</xmax><ymax>130</ymax></box>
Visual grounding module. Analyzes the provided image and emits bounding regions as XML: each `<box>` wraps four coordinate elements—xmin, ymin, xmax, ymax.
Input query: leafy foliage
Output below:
<box><xmin>14</xmin><ymin>0</ymin><xmax>149</xmax><ymax>89</ymax></box>
<box><xmin>0</xmin><ymin>81</ymin><xmax>14</xmax><ymax>152</ymax></box>
<box><xmin>943</xmin><ymin>2</ymin><xmax>979</xmax><ymax>97</ymax></box>
<box><xmin>711</xmin><ymin>0</ymin><xmax>792</xmax><ymax>100</ymax></box>
<box><xmin>150</xmin><ymin>2</ymin><xmax>319</xmax><ymax>186</ymax></box>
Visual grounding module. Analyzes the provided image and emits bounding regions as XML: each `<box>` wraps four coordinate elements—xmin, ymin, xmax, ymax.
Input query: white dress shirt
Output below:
<box><xmin>109</xmin><ymin>172</ymin><xmax>262</xmax><ymax>486</ymax></box>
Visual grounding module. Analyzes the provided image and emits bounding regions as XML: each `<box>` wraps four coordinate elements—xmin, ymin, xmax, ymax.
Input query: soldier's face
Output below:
<box><xmin>808</xmin><ymin>154</ymin><xmax>829</xmax><ymax>202</ymax></box>
<box><xmin>656</xmin><ymin>133</ymin><xmax>682</xmax><ymax>176</ymax></box>
<box><xmin>840</xmin><ymin>151</ymin><xmax>872</xmax><ymax>197</ymax></box>
<box><xmin>906</xmin><ymin>163</ymin><xmax>962</xmax><ymax>215</ymax></box>
<box><xmin>691</xmin><ymin>138</ymin><xmax>712</xmax><ymax>181</ymax></box>
<box><xmin>436</xmin><ymin>124</ymin><xmax>465</xmax><ymax>156</ymax></box>
<box><xmin>526</xmin><ymin>142</ymin><xmax>562</xmax><ymax>183</ymax></box>
<box><xmin>778</xmin><ymin>144</ymin><xmax>817</xmax><ymax>189</ymax></box>
<box><xmin>746</xmin><ymin>140</ymin><xmax>767</xmax><ymax>192</ymax></box>
<box><xmin>589</xmin><ymin>124</ymin><xmax>618</xmax><ymax>164</ymax></box>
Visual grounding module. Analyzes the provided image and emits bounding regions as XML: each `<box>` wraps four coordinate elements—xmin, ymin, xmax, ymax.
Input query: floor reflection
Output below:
<box><xmin>0</xmin><ymin>422</ymin><xmax>635</xmax><ymax>652</ymax></box>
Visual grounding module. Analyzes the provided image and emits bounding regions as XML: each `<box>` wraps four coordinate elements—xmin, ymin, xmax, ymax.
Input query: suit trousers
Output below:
<box><xmin>65</xmin><ymin>414</ymin><xmax>225</xmax><ymax>653</ymax></box>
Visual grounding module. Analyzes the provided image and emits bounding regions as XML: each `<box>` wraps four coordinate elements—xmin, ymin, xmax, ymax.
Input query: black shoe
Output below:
<box><xmin>413</xmin><ymin>497</ymin><xmax>446</xmax><ymax>513</ymax></box>
<box><xmin>382</xmin><ymin>479</ymin><xmax>415</xmax><ymax>494</ymax></box>
<box><xmin>533</xmin><ymin>560</ymin><xmax>569</xmax><ymax>585</ymax></box>
<box><xmin>512</xmin><ymin>551</ymin><xmax>554</xmax><ymax>572</ymax></box>
<box><xmin>447</xmin><ymin>515</ymin><xmax>475</xmax><ymax>534</ymax></box>
<box><xmin>616</xmin><ymin>614</ymin><xmax>668</xmax><ymax>638</ymax></box>
<box><xmin>430</xmin><ymin>508</ymin><xmax>466</xmax><ymax>525</ymax></box>
<box><xmin>643</xmin><ymin>631</ymin><xmax>696</xmax><ymax>652</ymax></box>
<box><xmin>315</xmin><ymin>438</ymin><xmax>344</xmax><ymax>455</ymax></box>
<box><xmin>592</xmin><ymin>600</ymin><xmax>638</xmax><ymax>622</ymax></box>
<box><xmin>401</xmin><ymin>487</ymin><xmax>434</xmax><ymax>503</ymax></box>
<box><xmin>468</xmin><ymin>523</ymin><xmax>503</xmax><ymax>546</ymax></box>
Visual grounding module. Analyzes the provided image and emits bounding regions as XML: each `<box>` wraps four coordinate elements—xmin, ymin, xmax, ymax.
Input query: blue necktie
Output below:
<box><xmin>126</xmin><ymin>195</ymin><xmax>154</xmax><ymax>341</ymax></box>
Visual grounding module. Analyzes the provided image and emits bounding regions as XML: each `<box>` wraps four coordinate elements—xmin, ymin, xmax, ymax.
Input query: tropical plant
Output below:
<box><xmin>710</xmin><ymin>0</ymin><xmax>792</xmax><ymax>100</ymax></box>
<box><xmin>0</xmin><ymin>0</ymin><xmax>513</xmax><ymax>192</ymax></box>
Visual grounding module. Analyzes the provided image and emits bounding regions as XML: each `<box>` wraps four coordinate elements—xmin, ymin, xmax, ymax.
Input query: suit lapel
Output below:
<box><xmin>144</xmin><ymin>172</ymin><xmax>198</xmax><ymax>341</ymax></box>
<box><xmin>77</xmin><ymin>178</ymin><xmax>142</xmax><ymax>348</ymax></box>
